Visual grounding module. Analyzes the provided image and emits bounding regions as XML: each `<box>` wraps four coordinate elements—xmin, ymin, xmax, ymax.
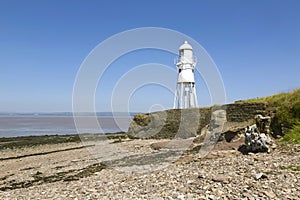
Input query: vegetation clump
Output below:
<box><xmin>279</xmin><ymin>165</ymin><xmax>300</xmax><ymax>171</ymax></box>
<box><xmin>132</xmin><ymin>114</ymin><xmax>150</xmax><ymax>126</ymax></box>
<box><xmin>245</xmin><ymin>88</ymin><xmax>300</xmax><ymax>144</ymax></box>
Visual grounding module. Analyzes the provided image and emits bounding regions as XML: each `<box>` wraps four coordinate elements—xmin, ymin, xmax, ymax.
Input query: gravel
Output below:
<box><xmin>0</xmin><ymin>140</ymin><xmax>299</xmax><ymax>199</ymax></box>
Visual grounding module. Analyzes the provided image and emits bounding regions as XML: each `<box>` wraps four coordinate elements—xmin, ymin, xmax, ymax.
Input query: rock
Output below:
<box><xmin>263</xmin><ymin>191</ymin><xmax>276</xmax><ymax>198</ymax></box>
<box><xmin>243</xmin><ymin>193</ymin><xmax>255</xmax><ymax>200</ymax></box>
<box><xmin>207</xmin><ymin>194</ymin><xmax>217</xmax><ymax>200</ymax></box>
<box><xmin>177</xmin><ymin>194</ymin><xmax>185</xmax><ymax>200</ymax></box>
<box><xmin>127</xmin><ymin>103</ymin><xmax>268</xmax><ymax>139</ymax></box>
<box><xmin>212</xmin><ymin>174</ymin><xmax>230</xmax><ymax>183</ymax></box>
<box><xmin>255</xmin><ymin>172</ymin><xmax>268</xmax><ymax>180</ymax></box>
<box><xmin>255</xmin><ymin>115</ymin><xmax>271</xmax><ymax>134</ymax></box>
<box><xmin>242</xmin><ymin>115</ymin><xmax>274</xmax><ymax>154</ymax></box>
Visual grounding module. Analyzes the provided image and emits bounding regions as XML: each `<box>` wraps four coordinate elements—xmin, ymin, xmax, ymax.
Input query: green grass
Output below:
<box><xmin>244</xmin><ymin>88</ymin><xmax>300</xmax><ymax>143</ymax></box>
<box><xmin>280</xmin><ymin>122</ymin><xmax>300</xmax><ymax>144</ymax></box>
<box><xmin>279</xmin><ymin>165</ymin><xmax>300</xmax><ymax>171</ymax></box>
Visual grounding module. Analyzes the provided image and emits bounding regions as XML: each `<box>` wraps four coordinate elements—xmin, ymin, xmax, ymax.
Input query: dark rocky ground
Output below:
<box><xmin>0</xmin><ymin>132</ymin><xmax>126</xmax><ymax>150</ymax></box>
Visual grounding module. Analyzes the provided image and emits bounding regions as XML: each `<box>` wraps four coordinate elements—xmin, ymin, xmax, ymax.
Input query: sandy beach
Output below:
<box><xmin>0</xmin><ymin>135</ymin><xmax>299</xmax><ymax>200</ymax></box>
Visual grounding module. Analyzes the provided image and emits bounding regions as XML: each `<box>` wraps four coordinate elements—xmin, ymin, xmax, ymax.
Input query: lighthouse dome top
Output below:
<box><xmin>179</xmin><ymin>41</ymin><xmax>193</xmax><ymax>50</ymax></box>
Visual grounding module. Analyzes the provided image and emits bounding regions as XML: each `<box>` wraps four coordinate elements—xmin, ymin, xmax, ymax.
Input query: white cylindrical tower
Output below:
<box><xmin>173</xmin><ymin>41</ymin><xmax>198</xmax><ymax>109</ymax></box>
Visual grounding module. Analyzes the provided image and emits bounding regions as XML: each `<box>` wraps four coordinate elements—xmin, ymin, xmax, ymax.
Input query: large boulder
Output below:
<box><xmin>241</xmin><ymin>114</ymin><xmax>275</xmax><ymax>153</ymax></box>
<box><xmin>127</xmin><ymin>108</ymin><xmax>202</xmax><ymax>139</ymax></box>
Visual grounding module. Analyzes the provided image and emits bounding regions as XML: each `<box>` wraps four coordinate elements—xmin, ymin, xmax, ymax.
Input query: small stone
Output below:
<box><xmin>254</xmin><ymin>157</ymin><xmax>262</xmax><ymax>161</ymax></box>
<box><xmin>212</xmin><ymin>174</ymin><xmax>230</xmax><ymax>183</ymax></box>
<box><xmin>208</xmin><ymin>194</ymin><xmax>216</xmax><ymax>200</ymax></box>
<box><xmin>177</xmin><ymin>194</ymin><xmax>185</xmax><ymax>200</ymax></box>
<box><xmin>255</xmin><ymin>173</ymin><xmax>267</xmax><ymax>180</ymax></box>
<box><xmin>243</xmin><ymin>193</ymin><xmax>255</xmax><ymax>200</ymax></box>
<box><xmin>263</xmin><ymin>191</ymin><xmax>276</xmax><ymax>198</ymax></box>
<box><xmin>197</xmin><ymin>175</ymin><xmax>205</xmax><ymax>179</ymax></box>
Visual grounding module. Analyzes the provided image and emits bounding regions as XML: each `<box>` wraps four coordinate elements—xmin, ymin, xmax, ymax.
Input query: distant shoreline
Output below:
<box><xmin>0</xmin><ymin>112</ymin><xmax>138</xmax><ymax>117</ymax></box>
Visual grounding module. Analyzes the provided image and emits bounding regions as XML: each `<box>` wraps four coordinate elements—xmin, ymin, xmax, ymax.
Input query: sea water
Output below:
<box><xmin>0</xmin><ymin>113</ymin><xmax>132</xmax><ymax>138</ymax></box>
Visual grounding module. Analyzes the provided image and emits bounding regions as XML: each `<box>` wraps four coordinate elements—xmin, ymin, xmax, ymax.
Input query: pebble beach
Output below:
<box><xmin>0</xmin><ymin>137</ymin><xmax>299</xmax><ymax>200</ymax></box>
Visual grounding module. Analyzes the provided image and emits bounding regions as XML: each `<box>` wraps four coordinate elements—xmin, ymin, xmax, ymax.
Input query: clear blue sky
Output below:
<box><xmin>1</xmin><ymin>0</ymin><xmax>299</xmax><ymax>112</ymax></box>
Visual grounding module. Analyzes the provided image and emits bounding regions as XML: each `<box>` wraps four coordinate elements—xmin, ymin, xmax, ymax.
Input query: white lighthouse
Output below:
<box><xmin>173</xmin><ymin>41</ymin><xmax>198</xmax><ymax>109</ymax></box>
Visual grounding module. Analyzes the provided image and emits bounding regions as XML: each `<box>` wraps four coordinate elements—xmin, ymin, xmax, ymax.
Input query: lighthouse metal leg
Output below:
<box><xmin>173</xmin><ymin>86</ymin><xmax>178</xmax><ymax>109</ymax></box>
<box><xmin>174</xmin><ymin>82</ymin><xmax>198</xmax><ymax>109</ymax></box>
<box><xmin>193</xmin><ymin>84</ymin><xmax>198</xmax><ymax>107</ymax></box>
<box><xmin>180</xmin><ymin>83</ymin><xmax>184</xmax><ymax>109</ymax></box>
<box><xmin>184</xmin><ymin>85</ymin><xmax>188</xmax><ymax>108</ymax></box>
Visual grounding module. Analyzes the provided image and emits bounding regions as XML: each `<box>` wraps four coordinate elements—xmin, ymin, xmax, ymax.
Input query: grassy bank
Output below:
<box><xmin>244</xmin><ymin>88</ymin><xmax>300</xmax><ymax>144</ymax></box>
